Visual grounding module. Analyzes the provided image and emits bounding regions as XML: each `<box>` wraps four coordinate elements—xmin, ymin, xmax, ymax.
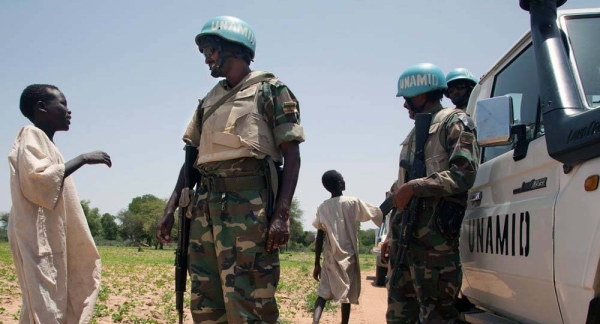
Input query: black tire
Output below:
<box><xmin>375</xmin><ymin>266</ymin><xmax>386</xmax><ymax>287</ymax></box>
<box><xmin>456</xmin><ymin>295</ymin><xmax>475</xmax><ymax>312</ymax></box>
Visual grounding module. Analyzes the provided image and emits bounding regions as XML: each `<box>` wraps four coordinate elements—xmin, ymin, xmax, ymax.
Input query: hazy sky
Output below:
<box><xmin>1</xmin><ymin>0</ymin><xmax>597</xmax><ymax>231</ymax></box>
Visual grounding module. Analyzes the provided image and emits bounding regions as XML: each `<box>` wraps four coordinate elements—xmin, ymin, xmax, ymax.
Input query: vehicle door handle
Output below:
<box><xmin>470</xmin><ymin>191</ymin><xmax>482</xmax><ymax>202</ymax></box>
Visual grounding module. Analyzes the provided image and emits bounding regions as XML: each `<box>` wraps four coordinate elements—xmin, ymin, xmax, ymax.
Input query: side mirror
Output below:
<box><xmin>475</xmin><ymin>96</ymin><xmax>514</xmax><ymax>147</ymax></box>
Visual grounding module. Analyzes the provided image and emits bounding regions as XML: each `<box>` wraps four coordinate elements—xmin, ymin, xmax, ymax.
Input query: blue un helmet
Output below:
<box><xmin>195</xmin><ymin>16</ymin><xmax>256</xmax><ymax>60</ymax></box>
<box><xmin>445</xmin><ymin>68</ymin><xmax>478</xmax><ymax>109</ymax></box>
<box><xmin>445</xmin><ymin>68</ymin><xmax>478</xmax><ymax>86</ymax></box>
<box><xmin>396</xmin><ymin>63</ymin><xmax>447</xmax><ymax>98</ymax></box>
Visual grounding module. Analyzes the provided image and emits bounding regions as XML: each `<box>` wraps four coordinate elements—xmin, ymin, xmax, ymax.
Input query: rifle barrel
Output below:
<box><xmin>389</xmin><ymin>113</ymin><xmax>432</xmax><ymax>284</ymax></box>
<box><xmin>175</xmin><ymin>145</ymin><xmax>197</xmax><ymax>323</ymax></box>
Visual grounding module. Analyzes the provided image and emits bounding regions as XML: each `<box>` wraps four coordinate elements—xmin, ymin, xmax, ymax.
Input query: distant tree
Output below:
<box><xmin>117</xmin><ymin>209</ymin><xmax>145</xmax><ymax>243</ymax></box>
<box><xmin>359</xmin><ymin>228</ymin><xmax>377</xmax><ymax>249</ymax></box>
<box><xmin>289</xmin><ymin>197</ymin><xmax>304</xmax><ymax>245</ymax></box>
<box><xmin>302</xmin><ymin>231</ymin><xmax>316</xmax><ymax>246</ymax></box>
<box><xmin>127</xmin><ymin>194</ymin><xmax>167</xmax><ymax>248</ymax></box>
<box><xmin>0</xmin><ymin>212</ymin><xmax>8</xmax><ymax>242</ymax></box>
<box><xmin>0</xmin><ymin>212</ymin><xmax>8</xmax><ymax>229</ymax></box>
<box><xmin>100</xmin><ymin>213</ymin><xmax>119</xmax><ymax>240</ymax></box>
<box><xmin>81</xmin><ymin>200</ymin><xmax>102</xmax><ymax>237</ymax></box>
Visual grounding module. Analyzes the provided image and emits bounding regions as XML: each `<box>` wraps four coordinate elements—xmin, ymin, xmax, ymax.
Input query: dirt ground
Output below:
<box><xmin>293</xmin><ymin>269</ymin><xmax>388</xmax><ymax>324</ymax></box>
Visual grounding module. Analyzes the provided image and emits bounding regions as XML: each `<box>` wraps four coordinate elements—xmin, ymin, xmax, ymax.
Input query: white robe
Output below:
<box><xmin>312</xmin><ymin>196</ymin><xmax>383</xmax><ymax>304</ymax></box>
<box><xmin>7</xmin><ymin>126</ymin><xmax>101</xmax><ymax>324</ymax></box>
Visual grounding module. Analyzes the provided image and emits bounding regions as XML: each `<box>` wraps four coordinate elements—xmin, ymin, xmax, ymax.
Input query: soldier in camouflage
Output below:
<box><xmin>156</xmin><ymin>16</ymin><xmax>305</xmax><ymax>324</ymax></box>
<box><xmin>384</xmin><ymin>63</ymin><xmax>479</xmax><ymax>323</ymax></box>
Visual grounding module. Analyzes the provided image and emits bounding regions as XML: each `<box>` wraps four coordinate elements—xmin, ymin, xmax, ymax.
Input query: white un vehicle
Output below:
<box><xmin>460</xmin><ymin>0</ymin><xmax>600</xmax><ymax>323</ymax></box>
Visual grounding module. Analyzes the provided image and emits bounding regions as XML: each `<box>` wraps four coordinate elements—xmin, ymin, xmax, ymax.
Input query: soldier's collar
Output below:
<box><xmin>427</xmin><ymin>103</ymin><xmax>444</xmax><ymax>115</ymax></box>
<box><xmin>220</xmin><ymin>79</ymin><xmax>232</xmax><ymax>90</ymax></box>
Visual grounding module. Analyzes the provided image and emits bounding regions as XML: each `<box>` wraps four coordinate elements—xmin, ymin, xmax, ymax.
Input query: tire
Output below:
<box><xmin>456</xmin><ymin>295</ymin><xmax>475</xmax><ymax>312</ymax></box>
<box><xmin>375</xmin><ymin>265</ymin><xmax>387</xmax><ymax>287</ymax></box>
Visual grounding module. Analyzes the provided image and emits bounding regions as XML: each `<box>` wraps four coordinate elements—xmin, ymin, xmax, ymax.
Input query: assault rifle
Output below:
<box><xmin>175</xmin><ymin>145</ymin><xmax>198</xmax><ymax>324</ymax></box>
<box><xmin>389</xmin><ymin>113</ymin><xmax>432</xmax><ymax>284</ymax></box>
<box><xmin>379</xmin><ymin>194</ymin><xmax>395</xmax><ymax>218</ymax></box>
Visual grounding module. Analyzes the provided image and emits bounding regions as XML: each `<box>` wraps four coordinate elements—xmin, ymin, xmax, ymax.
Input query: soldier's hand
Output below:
<box><xmin>393</xmin><ymin>183</ymin><xmax>415</xmax><ymax>210</ymax></box>
<box><xmin>381</xmin><ymin>236</ymin><xmax>390</xmax><ymax>264</ymax></box>
<box><xmin>82</xmin><ymin>151</ymin><xmax>112</xmax><ymax>168</ymax></box>
<box><xmin>313</xmin><ymin>265</ymin><xmax>321</xmax><ymax>282</ymax></box>
<box><xmin>156</xmin><ymin>212</ymin><xmax>175</xmax><ymax>244</ymax></box>
<box><xmin>266</xmin><ymin>207</ymin><xmax>290</xmax><ymax>252</ymax></box>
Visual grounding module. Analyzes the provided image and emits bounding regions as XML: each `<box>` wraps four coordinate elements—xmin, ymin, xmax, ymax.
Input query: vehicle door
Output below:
<box><xmin>460</xmin><ymin>43</ymin><xmax>563</xmax><ymax>323</ymax></box>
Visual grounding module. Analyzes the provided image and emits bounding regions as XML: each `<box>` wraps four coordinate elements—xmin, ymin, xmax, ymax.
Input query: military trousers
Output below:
<box><xmin>188</xmin><ymin>187</ymin><xmax>280</xmax><ymax>324</ymax></box>
<box><xmin>386</xmin><ymin>210</ymin><xmax>462</xmax><ymax>324</ymax></box>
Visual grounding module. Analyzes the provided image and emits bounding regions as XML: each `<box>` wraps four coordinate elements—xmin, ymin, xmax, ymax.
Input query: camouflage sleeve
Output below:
<box><xmin>409</xmin><ymin>114</ymin><xmax>480</xmax><ymax>197</ymax></box>
<box><xmin>263</xmin><ymin>81</ymin><xmax>306</xmax><ymax>147</ymax></box>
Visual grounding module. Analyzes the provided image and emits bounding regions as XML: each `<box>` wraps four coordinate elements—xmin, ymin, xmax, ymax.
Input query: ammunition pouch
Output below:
<box><xmin>433</xmin><ymin>193</ymin><xmax>468</xmax><ymax>240</ymax></box>
<box><xmin>179</xmin><ymin>187</ymin><xmax>195</xmax><ymax>219</ymax></box>
<box><xmin>179</xmin><ymin>188</ymin><xmax>192</xmax><ymax>208</ymax></box>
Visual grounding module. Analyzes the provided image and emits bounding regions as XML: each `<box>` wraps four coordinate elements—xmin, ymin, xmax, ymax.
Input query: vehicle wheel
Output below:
<box><xmin>456</xmin><ymin>295</ymin><xmax>475</xmax><ymax>312</ymax></box>
<box><xmin>375</xmin><ymin>265</ymin><xmax>386</xmax><ymax>286</ymax></box>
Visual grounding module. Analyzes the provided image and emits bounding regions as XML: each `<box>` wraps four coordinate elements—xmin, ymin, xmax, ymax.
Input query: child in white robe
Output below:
<box><xmin>312</xmin><ymin>170</ymin><xmax>383</xmax><ymax>324</ymax></box>
<box><xmin>8</xmin><ymin>84</ymin><xmax>111</xmax><ymax>323</ymax></box>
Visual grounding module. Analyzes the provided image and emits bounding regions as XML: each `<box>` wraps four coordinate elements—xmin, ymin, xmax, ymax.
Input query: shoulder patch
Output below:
<box><xmin>460</xmin><ymin>132</ymin><xmax>475</xmax><ymax>145</ymax></box>
<box><xmin>282</xmin><ymin>101</ymin><xmax>298</xmax><ymax>114</ymax></box>
<box><xmin>457</xmin><ymin>113</ymin><xmax>476</xmax><ymax>130</ymax></box>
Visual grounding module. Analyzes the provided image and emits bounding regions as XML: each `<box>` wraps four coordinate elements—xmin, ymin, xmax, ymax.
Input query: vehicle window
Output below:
<box><xmin>565</xmin><ymin>15</ymin><xmax>600</xmax><ymax>109</ymax></box>
<box><xmin>482</xmin><ymin>44</ymin><xmax>542</xmax><ymax>163</ymax></box>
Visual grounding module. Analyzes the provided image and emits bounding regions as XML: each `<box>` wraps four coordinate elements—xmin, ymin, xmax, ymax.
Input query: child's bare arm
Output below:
<box><xmin>313</xmin><ymin>230</ymin><xmax>325</xmax><ymax>281</ymax></box>
<box><xmin>65</xmin><ymin>151</ymin><xmax>111</xmax><ymax>177</ymax></box>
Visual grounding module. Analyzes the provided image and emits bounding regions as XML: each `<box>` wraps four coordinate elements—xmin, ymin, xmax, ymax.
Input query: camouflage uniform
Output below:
<box><xmin>184</xmin><ymin>73</ymin><xmax>305</xmax><ymax>324</ymax></box>
<box><xmin>387</xmin><ymin>104</ymin><xmax>479</xmax><ymax>324</ymax></box>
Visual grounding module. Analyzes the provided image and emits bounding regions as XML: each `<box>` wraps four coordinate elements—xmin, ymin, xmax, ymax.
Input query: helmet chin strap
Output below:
<box><xmin>210</xmin><ymin>54</ymin><xmax>231</xmax><ymax>78</ymax></box>
<box><xmin>204</xmin><ymin>39</ymin><xmax>250</xmax><ymax>79</ymax></box>
<box><xmin>208</xmin><ymin>43</ymin><xmax>235</xmax><ymax>78</ymax></box>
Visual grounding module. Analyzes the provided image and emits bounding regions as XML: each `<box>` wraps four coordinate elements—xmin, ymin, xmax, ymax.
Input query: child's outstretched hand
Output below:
<box><xmin>313</xmin><ymin>265</ymin><xmax>321</xmax><ymax>281</ymax></box>
<box><xmin>82</xmin><ymin>151</ymin><xmax>112</xmax><ymax>168</ymax></box>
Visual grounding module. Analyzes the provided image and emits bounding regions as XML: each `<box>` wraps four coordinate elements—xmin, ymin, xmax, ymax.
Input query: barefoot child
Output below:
<box><xmin>312</xmin><ymin>170</ymin><xmax>383</xmax><ymax>324</ymax></box>
<box><xmin>8</xmin><ymin>84</ymin><xmax>112</xmax><ymax>323</ymax></box>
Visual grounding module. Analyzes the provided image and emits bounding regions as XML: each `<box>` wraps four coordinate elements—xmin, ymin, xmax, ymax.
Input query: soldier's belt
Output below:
<box><xmin>203</xmin><ymin>175</ymin><xmax>267</xmax><ymax>192</ymax></box>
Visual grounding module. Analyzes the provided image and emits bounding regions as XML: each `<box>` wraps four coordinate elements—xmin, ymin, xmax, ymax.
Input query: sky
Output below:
<box><xmin>1</xmin><ymin>0</ymin><xmax>597</xmax><ymax>232</ymax></box>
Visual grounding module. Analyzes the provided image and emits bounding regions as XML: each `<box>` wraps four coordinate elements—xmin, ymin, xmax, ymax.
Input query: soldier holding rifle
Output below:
<box><xmin>383</xmin><ymin>63</ymin><xmax>479</xmax><ymax>324</ymax></box>
<box><xmin>156</xmin><ymin>15</ymin><xmax>305</xmax><ymax>324</ymax></box>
